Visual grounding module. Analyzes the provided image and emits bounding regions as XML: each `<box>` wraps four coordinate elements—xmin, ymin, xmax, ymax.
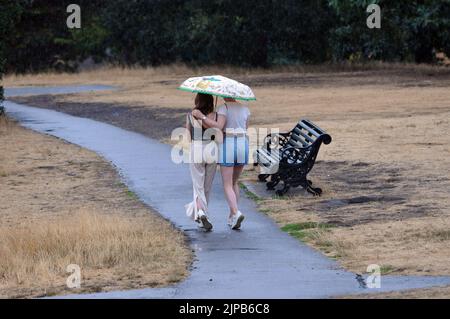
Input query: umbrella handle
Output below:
<box><xmin>215</xmin><ymin>96</ymin><xmax>218</xmax><ymax>109</ymax></box>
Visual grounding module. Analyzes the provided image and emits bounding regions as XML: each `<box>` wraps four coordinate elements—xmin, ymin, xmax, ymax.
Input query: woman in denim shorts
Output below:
<box><xmin>192</xmin><ymin>97</ymin><xmax>250</xmax><ymax>230</ymax></box>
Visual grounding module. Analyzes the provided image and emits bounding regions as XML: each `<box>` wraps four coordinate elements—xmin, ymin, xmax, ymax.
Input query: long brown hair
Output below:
<box><xmin>194</xmin><ymin>93</ymin><xmax>214</xmax><ymax>115</ymax></box>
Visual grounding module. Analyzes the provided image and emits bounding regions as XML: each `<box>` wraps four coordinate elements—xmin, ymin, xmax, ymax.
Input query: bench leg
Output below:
<box><xmin>310</xmin><ymin>186</ymin><xmax>323</xmax><ymax>196</ymax></box>
<box><xmin>276</xmin><ymin>182</ymin><xmax>290</xmax><ymax>196</ymax></box>
<box><xmin>300</xmin><ymin>178</ymin><xmax>322</xmax><ymax>196</ymax></box>
<box><xmin>266</xmin><ymin>174</ymin><xmax>280</xmax><ymax>190</ymax></box>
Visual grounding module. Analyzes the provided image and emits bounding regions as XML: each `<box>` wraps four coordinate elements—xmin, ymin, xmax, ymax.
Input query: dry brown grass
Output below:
<box><xmin>5</xmin><ymin>62</ymin><xmax>450</xmax><ymax>110</ymax></box>
<box><xmin>306</xmin><ymin>217</ymin><xmax>450</xmax><ymax>275</ymax></box>
<box><xmin>0</xmin><ymin>210</ymin><xmax>188</xmax><ymax>298</ymax></box>
<box><xmin>4</xmin><ymin>61</ymin><xmax>448</xmax><ymax>86</ymax></box>
<box><xmin>343</xmin><ymin>285</ymin><xmax>450</xmax><ymax>299</ymax></box>
<box><xmin>0</xmin><ymin>120</ymin><xmax>191</xmax><ymax>298</ymax></box>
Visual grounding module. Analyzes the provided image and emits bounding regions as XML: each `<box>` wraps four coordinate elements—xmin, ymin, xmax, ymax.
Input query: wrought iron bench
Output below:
<box><xmin>255</xmin><ymin>119</ymin><xmax>332</xmax><ymax>196</ymax></box>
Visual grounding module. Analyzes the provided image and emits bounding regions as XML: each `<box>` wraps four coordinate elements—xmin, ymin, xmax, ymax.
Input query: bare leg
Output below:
<box><xmin>221</xmin><ymin>166</ymin><xmax>239</xmax><ymax>216</ymax></box>
<box><xmin>232</xmin><ymin>165</ymin><xmax>244</xmax><ymax>204</ymax></box>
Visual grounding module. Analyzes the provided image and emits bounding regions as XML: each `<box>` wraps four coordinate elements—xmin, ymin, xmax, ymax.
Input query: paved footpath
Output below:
<box><xmin>5</xmin><ymin>86</ymin><xmax>450</xmax><ymax>298</ymax></box>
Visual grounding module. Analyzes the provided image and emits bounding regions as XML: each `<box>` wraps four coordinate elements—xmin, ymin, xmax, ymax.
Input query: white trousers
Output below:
<box><xmin>185</xmin><ymin>143</ymin><xmax>218</xmax><ymax>221</ymax></box>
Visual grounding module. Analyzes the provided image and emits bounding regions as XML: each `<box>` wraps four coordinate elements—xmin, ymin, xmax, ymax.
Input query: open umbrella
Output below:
<box><xmin>178</xmin><ymin>75</ymin><xmax>256</xmax><ymax>101</ymax></box>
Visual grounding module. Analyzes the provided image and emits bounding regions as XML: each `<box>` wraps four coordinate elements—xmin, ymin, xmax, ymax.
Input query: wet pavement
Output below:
<box><xmin>5</xmin><ymin>85</ymin><xmax>115</xmax><ymax>97</ymax></box>
<box><xmin>4</xmin><ymin>85</ymin><xmax>450</xmax><ymax>298</ymax></box>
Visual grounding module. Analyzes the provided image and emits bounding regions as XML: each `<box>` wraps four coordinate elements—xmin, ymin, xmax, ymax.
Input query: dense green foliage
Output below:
<box><xmin>329</xmin><ymin>0</ymin><xmax>450</xmax><ymax>63</ymax></box>
<box><xmin>1</xmin><ymin>0</ymin><xmax>106</xmax><ymax>73</ymax></box>
<box><xmin>0</xmin><ymin>0</ymin><xmax>26</xmax><ymax>102</ymax></box>
<box><xmin>1</xmin><ymin>0</ymin><xmax>449</xmax><ymax>76</ymax></box>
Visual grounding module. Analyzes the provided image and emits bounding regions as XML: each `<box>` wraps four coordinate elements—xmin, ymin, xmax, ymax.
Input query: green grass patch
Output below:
<box><xmin>281</xmin><ymin>222</ymin><xmax>335</xmax><ymax>242</ymax></box>
<box><xmin>239</xmin><ymin>182</ymin><xmax>262</xmax><ymax>203</ymax></box>
<box><xmin>379</xmin><ymin>265</ymin><xmax>395</xmax><ymax>275</ymax></box>
<box><xmin>125</xmin><ymin>189</ymin><xmax>138</xmax><ymax>199</ymax></box>
<box><xmin>281</xmin><ymin>222</ymin><xmax>333</xmax><ymax>232</ymax></box>
<box><xmin>258</xmin><ymin>208</ymin><xmax>271</xmax><ymax>214</ymax></box>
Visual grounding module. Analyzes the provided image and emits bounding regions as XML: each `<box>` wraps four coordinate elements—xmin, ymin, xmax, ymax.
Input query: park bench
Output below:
<box><xmin>255</xmin><ymin>119</ymin><xmax>332</xmax><ymax>196</ymax></box>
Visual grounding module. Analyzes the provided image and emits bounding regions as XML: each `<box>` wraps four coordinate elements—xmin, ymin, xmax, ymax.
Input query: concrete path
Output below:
<box><xmin>4</xmin><ymin>85</ymin><xmax>450</xmax><ymax>298</ymax></box>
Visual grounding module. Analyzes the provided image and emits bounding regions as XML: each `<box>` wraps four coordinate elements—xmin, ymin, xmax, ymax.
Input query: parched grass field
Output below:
<box><xmin>4</xmin><ymin>62</ymin><xmax>450</xmax><ymax>297</ymax></box>
<box><xmin>0</xmin><ymin>118</ymin><xmax>191</xmax><ymax>298</ymax></box>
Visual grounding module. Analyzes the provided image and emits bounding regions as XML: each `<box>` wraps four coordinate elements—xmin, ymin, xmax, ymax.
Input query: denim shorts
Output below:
<box><xmin>219</xmin><ymin>135</ymin><xmax>249</xmax><ymax>167</ymax></box>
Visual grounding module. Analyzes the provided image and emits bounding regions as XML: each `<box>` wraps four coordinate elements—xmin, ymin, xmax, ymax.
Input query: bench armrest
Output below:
<box><xmin>263</xmin><ymin>132</ymin><xmax>290</xmax><ymax>151</ymax></box>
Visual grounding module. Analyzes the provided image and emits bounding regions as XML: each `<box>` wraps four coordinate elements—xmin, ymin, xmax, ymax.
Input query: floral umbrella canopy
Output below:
<box><xmin>178</xmin><ymin>75</ymin><xmax>256</xmax><ymax>101</ymax></box>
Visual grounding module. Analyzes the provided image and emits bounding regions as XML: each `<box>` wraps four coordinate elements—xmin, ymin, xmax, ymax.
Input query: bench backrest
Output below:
<box><xmin>283</xmin><ymin>119</ymin><xmax>332</xmax><ymax>173</ymax></box>
<box><xmin>287</xmin><ymin>119</ymin><xmax>332</xmax><ymax>149</ymax></box>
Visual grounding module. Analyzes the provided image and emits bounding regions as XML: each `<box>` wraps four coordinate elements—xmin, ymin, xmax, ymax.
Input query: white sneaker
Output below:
<box><xmin>230</xmin><ymin>211</ymin><xmax>245</xmax><ymax>230</ymax></box>
<box><xmin>197</xmin><ymin>210</ymin><xmax>213</xmax><ymax>231</ymax></box>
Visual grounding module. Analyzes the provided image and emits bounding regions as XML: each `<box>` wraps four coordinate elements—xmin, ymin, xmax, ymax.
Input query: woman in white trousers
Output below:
<box><xmin>185</xmin><ymin>93</ymin><xmax>220</xmax><ymax>231</ymax></box>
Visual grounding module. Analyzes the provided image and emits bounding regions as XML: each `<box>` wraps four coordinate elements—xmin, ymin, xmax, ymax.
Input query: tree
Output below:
<box><xmin>101</xmin><ymin>0</ymin><xmax>186</xmax><ymax>66</ymax></box>
<box><xmin>178</xmin><ymin>0</ymin><xmax>272</xmax><ymax>66</ymax></box>
<box><xmin>101</xmin><ymin>0</ymin><xmax>333</xmax><ymax>67</ymax></box>
<box><xmin>3</xmin><ymin>0</ymin><xmax>107</xmax><ymax>73</ymax></box>
<box><xmin>0</xmin><ymin>0</ymin><xmax>26</xmax><ymax>103</ymax></box>
<box><xmin>328</xmin><ymin>0</ymin><xmax>450</xmax><ymax>63</ymax></box>
<box><xmin>2</xmin><ymin>0</ymin><xmax>449</xmax><ymax>74</ymax></box>
<box><xmin>269</xmin><ymin>0</ymin><xmax>335</xmax><ymax>64</ymax></box>
<box><xmin>408</xmin><ymin>1</ymin><xmax>450</xmax><ymax>63</ymax></box>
